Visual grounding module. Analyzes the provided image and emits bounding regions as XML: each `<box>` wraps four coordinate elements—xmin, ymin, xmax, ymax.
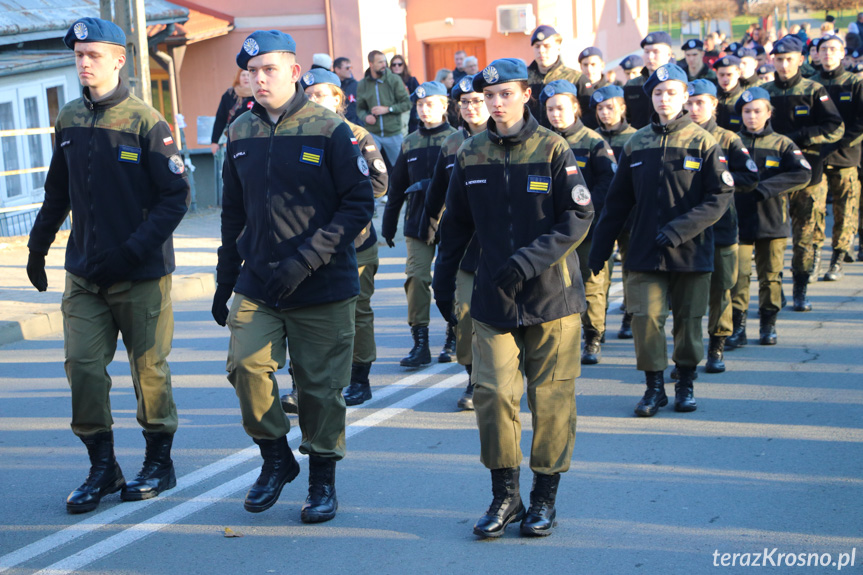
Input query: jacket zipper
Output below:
<box><xmin>503</xmin><ymin>144</ymin><xmax>521</xmax><ymax>326</ymax></box>
<box><xmin>656</xmin><ymin>129</ymin><xmax>668</xmax><ymax>269</ymax></box>
<box><xmin>87</xmin><ymin>104</ymin><xmax>98</xmax><ymax>254</ymax></box>
<box><xmin>265</xmin><ymin>121</ymin><xmax>276</xmax><ymax>265</ymax></box>
<box><xmin>374</xmin><ymin>82</ymin><xmax>384</xmax><ymax>137</ymax></box>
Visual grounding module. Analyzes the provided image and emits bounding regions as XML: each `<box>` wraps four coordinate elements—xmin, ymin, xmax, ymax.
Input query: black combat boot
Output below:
<box><xmin>634</xmin><ymin>371</ymin><xmax>668</xmax><ymax>417</ymax></box>
<box><xmin>705</xmin><ymin>335</ymin><xmax>726</xmax><ymax>373</ymax></box>
<box><xmin>280</xmin><ymin>363</ymin><xmax>298</xmax><ymax>414</ymax></box>
<box><xmin>244</xmin><ymin>436</ymin><xmax>300</xmax><ymax>513</ymax></box>
<box><xmin>438</xmin><ymin>322</ymin><xmax>456</xmax><ymax>363</ymax></box>
<box><xmin>725</xmin><ymin>309</ymin><xmax>747</xmax><ymax>349</ymax></box>
<box><xmin>669</xmin><ymin>367</ymin><xmax>698</xmax><ymax>381</ymax></box>
<box><xmin>673</xmin><ymin>366</ymin><xmax>697</xmax><ymax>412</ymax></box>
<box><xmin>400</xmin><ymin>325</ymin><xmax>431</xmax><ymax>368</ymax></box>
<box><xmin>520</xmin><ymin>472</ymin><xmax>561</xmax><ymax>537</ymax></box>
<box><xmin>810</xmin><ymin>249</ymin><xmax>822</xmax><ymax>283</ymax></box>
<box><xmin>457</xmin><ymin>364</ymin><xmax>474</xmax><ymax>410</ymax></box>
<box><xmin>581</xmin><ymin>328</ymin><xmax>602</xmax><ymax>365</ymax></box>
<box><xmin>301</xmin><ymin>455</ymin><xmax>337</xmax><ymax>523</ymax></box>
<box><xmin>474</xmin><ymin>467</ymin><xmax>525</xmax><ymax>538</ymax></box>
<box><xmin>759</xmin><ymin>308</ymin><xmax>778</xmax><ymax>345</ymax></box>
<box><xmin>823</xmin><ymin>250</ymin><xmax>845</xmax><ymax>281</ymax></box>
<box><xmin>617</xmin><ymin>312</ymin><xmax>633</xmax><ymax>339</ymax></box>
<box><xmin>792</xmin><ymin>273</ymin><xmax>812</xmax><ymax>312</ymax></box>
<box><xmin>121</xmin><ymin>431</ymin><xmax>176</xmax><ymax>501</ymax></box>
<box><xmin>67</xmin><ymin>431</ymin><xmax>126</xmax><ymax>514</ymax></box>
<box><xmin>343</xmin><ymin>363</ymin><xmax>372</xmax><ymax>406</ymax></box>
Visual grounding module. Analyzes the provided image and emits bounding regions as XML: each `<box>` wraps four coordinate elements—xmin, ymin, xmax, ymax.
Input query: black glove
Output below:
<box><xmin>265</xmin><ymin>255</ymin><xmax>312</xmax><ymax>302</ymax></box>
<box><xmin>435</xmin><ymin>299</ymin><xmax>456</xmax><ymax>324</ymax></box>
<box><xmin>493</xmin><ymin>261</ymin><xmax>525</xmax><ymax>293</ymax></box>
<box><xmin>655</xmin><ymin>232</ymin><xmax>673</xmax><ymax>247</ymax></box>
<box><xmin>89</xmin><ymin>246</ymin><xmax>137</xmax><ymax>288</ymax></box>
<box><xmin>27</xmin><ymin>251</ymin><xmax>48</xmax><ymax>292</ymax></box>
<box><xmin>588</xmin><ymin>260</ymin><xmax>605</xmax><ymax>277</ymax></box>
<box><xmin>211</xmin><ymin>283</ymin><xmax>233</xmax><ymax>326</ymax></box>
<box><xmin>383</xmin><ymin>236</ymin><xmax>395</xmax><ymax>248</ymax></box>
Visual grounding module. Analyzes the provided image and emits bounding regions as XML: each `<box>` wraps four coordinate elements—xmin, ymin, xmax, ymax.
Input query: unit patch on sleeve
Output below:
<box><xmin>571</xmin><ymin>185</ymin><xmax>591</xmax><ymax>206</ymax></box>
<box><xmin>168</xmin><ymin>154</ymin><xmax>185</xmax><ymax>174</ymax></box>
<box><xmin>300</xmin><ymin>146</ymin><xmax>323</xmax><ymax>166</ymax></box>
<box><xmin>527</xmin><ymin>175</ymin><xmax>551</xmax><ymax>193</ymax></box>
<box><xmin>683</xmin><ymin>156</ymin><xmax>703</xmax><ymax>171</ymax></box>
<box><xmin>721</xmin><ymin>171</ymin><xmax>735</xmax><ymax>186</ymax></box>
<box><xmin>118</xmin><ymin>145</ymin><xmax>141</xmax><ymax>164</ymax></box>
<box><xmin>357</xmin><ymin>156</ymin><xmax>370</xmax><ymax>176</ymax></box>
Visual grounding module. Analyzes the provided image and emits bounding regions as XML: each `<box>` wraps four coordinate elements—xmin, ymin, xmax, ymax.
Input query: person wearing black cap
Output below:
<box><xmin>624</xmin><ymin>32</ymin><xmax>674</xmax><ymax>129</ymax></box>
<box><xmin>27</xmin><ymin>17</ymin><xmax>190</xmax><ymax>513</ymax></box>
<box><xmin>813</xmin><ymin>34</ymin><xmax>863</xmax><ymax>281</ymax></box>
<box><xmin>683</xmin><ymin>39</ymin><xmax>717</xmax><ymax>82</ymax></box>
<box><xmin>684</xmin><ymin>79</ymin><xmax>760</xmax><ymax>370</ymax></box>
<box><xmin>757</xmin><ymin>63</ymin><xmax>776</xmax><ymax>83</ymax></box>
<box><xmin>541</xmin><ymin>80</ymin><xmax>617</xmax><ymax>364</ymax></box>
<box><xmin>736</xmin><ymin>47</ymin><xmax>762</xmax><ymax>88</ymax></box>
<box><xmin>433</xmin><ymin>58</ymin><xmax>593</xmax><ymax>538</ymax></box>
<box><xmin>591</xmin><ymin>85</ymin><xmax>638</xmax><ymax>339</ymax></box>
<box><xmin>577</xmin><ymin>47</ymin><xmax>609</xmax><ymax>129</ymax></box>
<box><xmin>422</xmin><ymin>74</ymin><xmax>489</xmax><ymax>410</ymax></box>
<box><xmin>382</xmin><ymin>81</ymin><xmax>457</xmax><ymax>369</ymax></box>
<box><xmin>764</xmin><ymin>34</ymin><xmax>844</xmax><ymax>310</ymax></box>
<box><xmin>714</xmin><ymin>55</ymin><xmax>746</xmax><ymax>131</ymax></box>
<box><xmin>526</xmin><ymin>25</ymin><xmax>583</xmax><ymax>126</ymax></box>
<box><xmin>589</xmin><ymin>63</ymin><xmax>734</xmax><ymax>417</ymax></box>
<box><xmin>617</xmin><ymin>54</ymin><xmax>645</xmax><ymax>86</ymax></box>
<box><xmin>727</xmin><ymin>87</ymin><xmax>812</xmax><ymax>347</ymax></box>
<box><xmin>213</xmin><ymin>30</ymin><xmax>374</xmax><ymax>523</ymax></box>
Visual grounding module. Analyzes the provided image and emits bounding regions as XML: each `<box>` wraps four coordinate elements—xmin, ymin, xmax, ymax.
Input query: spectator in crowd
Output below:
<box><xmin>848</xmin><ymin>13</ymin><xmax>863</xmax><ymax>36</ymax></box>
<box><xmin>311</xmin><ymin>53</ymin><xmax>332</xmax><ymax>70</ymax></box>
<box><xmin>390</xmin><ymin>55</ymin><xmax>420</xmax><ymax>133</ymax></box>
<box><xmin>453</xmin><ymin>50</ymin><xmax>467</xmax><ymax>82</ymax></box>
<box><xmin>210</xmin><ymin>68</ymin><xmax>254</xmax><ymax>154</ymax></box>
<box><xmin>334</xmin><ymin>57</ymin><xmax>360</xmax><ymax>124</ymax></box>
<box><xmin>463</xmin><ymin>56</ymin><xmax>480</xmax><ymax>76</ymax></box>
<box><xmin>356</xmin><ymin>49</ymin><xmax>412</xmax><ymax>165</ymax></box>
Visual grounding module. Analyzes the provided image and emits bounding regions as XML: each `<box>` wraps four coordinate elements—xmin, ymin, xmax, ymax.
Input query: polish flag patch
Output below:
<box><xmin>819</xmin><ymin>94</ymin><xmax>829</xmax><ymax>101</ymax></box>
<box><xmin>793</xmin><ymin>149</ymin><xmax>803</xmax><ymax>155</ymax></box>
<box><xmin>719</xmin><ymin>155</ymin><xmax>727</xmax><ymax>163</ymax></box>
<box><xmin>741</xmin><ymin>148</ymin><xmax>750</xmax><ymax>155</ymax></box>
<box><xmin>566</xmin><ymin>165</ymin><xmax>578</xmax><ymax>175</ymax></box>
<box><xmin>350</xmin><ymin>137</ymin><xmax>358</xmax><ymax>145</ymax></box>
<box><xmin>163</xmin><ymin>136</ymin><xmax>174</xmax><ymax>146</ymax></box>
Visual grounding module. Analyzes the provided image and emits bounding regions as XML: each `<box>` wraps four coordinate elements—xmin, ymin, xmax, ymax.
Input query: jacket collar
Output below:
<box><xmin>599</xmin><ymin>119</ymin><xmax>632</xmax><ymax>137</ymax></box>
<box><xmin>740</xmin><ymin>120</ymin><xmax>775</xmax><ymax>138</ymax></box>
<box><xmin>418</xmin><ymin>122</ymin><xmax>453</xmax><ymax>137</ymax></box>
<box><xmin>697</xmin><ymin>117</ymin><xmax>718</xmax><ymax>133</ymax></box>
<box><xmin>528</xmin><ymin>57</ymin><xmax>564</xmax><ymax>77</ymax></box>
<box><xmin>819</xmin><ymin>65</ymin><xmax>845</xmax><ymax>80</ymax></box>
<box><xmin>774</xmin><ymin>71</ymin><xmax>802</xmax><ymax>90</ymax></box>
<box><xmin>82</xmin><ymin>77</ymin><xmax>129</xmax><ymax>111</ymax></box>
<box><xmin>557</xmin><ymin>118</ymin><xmax>586</xmax><ymax>140</ymax></box>
<box><xmin>650</xmin><ymin>110</ymin><xmax>691</xmax><ymax>135</ymax></box>
<box><xmin>487</xmin><ymin>105</ymin><xmax>539</xmax><ymax>146</ymax></box>
<box><xmin>251</xmin><ymin>83</ymin><xmax>307</xmax><ymax>126</ymax></box>
<box><xmin>717</xmin><ymin>83</ymin><xmax>742</xmax><ymax>98</ymax></box>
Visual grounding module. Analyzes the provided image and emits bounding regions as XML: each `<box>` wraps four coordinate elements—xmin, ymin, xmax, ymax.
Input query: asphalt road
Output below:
<box><xmin>1</xmin><ymin>239</ymin><xmax>862</xmax><ymax>575</ymax></box>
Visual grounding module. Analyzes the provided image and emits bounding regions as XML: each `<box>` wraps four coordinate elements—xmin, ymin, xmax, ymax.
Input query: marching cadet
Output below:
<box><xmin>541</xmin><ymin>80</ymin><xmax>617</xmax><ymax>364</ymax></box>
<box><xmin>624</xmin><ymin>32</ymin><xmax>675</xmax><ymax>129</ymax></box>
<box><xmin>684</xmin><ymin>80</ymin><xmax>760</xmax><ymax>371</ymax></box>
<box><xmin>763</xmin><ymin>35</ymin><xmax>844</xmax><ymax>310</ymax></box>
<box><xmin>433</xmin><ymin>59</ymin><xmax>593</xmax><ymax>538</ymax></box>
<box><xmin>591</xmin><ymin>85</ymin><xmax>637</xmax><ymax>340</ymax></box>
<box><xmin>683</xmin><ymin>39</ymin><xmax>717</xmax><ymax>82</ymax></box>
<box><xmin>422</xmin><ymin>74</ymin><xmax>489</xmax><ymax>410</ymax></box>
<box><xmin>576</xmin><ymin>47</ymin><xmax>610</xmax><ymax>130</ymax></box>
<box><xmin>813</xmin><ymin>34</ymin><xmax>863</xmax><ymax>281</ymax></box>
<box><xmin>381</xmin><ymin>81</ymin><xmax>457</xmax><ymax>368</ymax></box>
<box><xmin>212</xmin><ymin>30</ymin><xmax>374</xmax><ymax>523</ymax></box>
<box><xmin>726</xmin><ymin>87</ymin><xmax>812</xmax><ymax>347</ymax></box>
<box><xmin>298</xmin><ymin>68</ymin><xmax>389</xmax><ymax>406</ymax></box>
<box><xmin>617</xmin><ymin>54</ymin><xmax>645</xmax><ymax>86</ymax></box>
<box><xmin>589</xmin><ymin>63</ymin><xmax>733</xmax><ymax>417</ymax></box>
<box><xmin>714</xmin><ymin>55</ymin><xmax>746</xmax><ymax>131</ymax></box>
<box><xmin>736</xmin><ymin>47</ymin><xmax>762</xmax><ymax>88</ymax></box>
<box><xmin>757</xmin><ymin>63</ymin><xmax>776</xmax><ymax>83</ymax></box>
<box><xmin>26</xmin><ymin>18</ymin><xmax>190</xmax><ymax>513</ymax></box>
<box><xmin>527</xmin><ymin>25</ymin><xmax>583</xmax><ymax>125</ymax></box>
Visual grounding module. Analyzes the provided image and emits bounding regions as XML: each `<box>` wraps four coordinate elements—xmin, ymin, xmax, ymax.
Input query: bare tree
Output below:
<box><xmin>797</xmin><ymin>0</ymin><xmax>860</xmax><ymax>17</ymax></box>
<box><xmin>746</xmin><ymin>0</ymin><xmax>786</xmax><ymax>19</ymax></box>
<box><xmin>683</xmin><ymin>0</ymin><xmax>740</xmax><ymax>23</ymax></box>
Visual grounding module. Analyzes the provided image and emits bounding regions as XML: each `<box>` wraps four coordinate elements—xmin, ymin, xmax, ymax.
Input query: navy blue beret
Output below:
<box><xmin>735</xmin><ymin>86</ymin><xmax>771</xmax><ymax>114</ymax></box>
<box><xmin>851</xmin><ymin>63</ymin><xmax>863</xmax><ymax>73</ymax></box>
<box><xmin>589</xmin><ymin>84</ymin><xmax>625</xmax><ymax>108</ymax></box>
<box><xmin>713</xmin><ymin>55</ymin><xmax>741</xmax><ymax>70</ymax></box>
<box><xmin>682</xmin><ymin>39</ymin><xmax>704</xmax><ymax>51</ymax></box>
<box><xmin>452</xmin><ymin>74</ymin><xmax>477</xmax><ymax>101</ymax></box>
<box><xmin>735</xmin><ymin>47</ymin><xmax>758</xmax><ymax>59</ymax></box>
<box><xmin>757</xmin><ymin>63</ymin><xmax>776</xmax><ymax>75</ymax></box>
<box><xmin>726</xmin><ymin>42</ymin><xmax>742</xmax><ymax>54</ymax></box>
<box><xmin>411</xmin><ymin>81</ymin><xmax>448</xmax><ymax>103</ymax></box>
<box><xmin>620</xmin><ymin>54</ymin><xmax>644</xmax><ymax>70</ymax></box>
<box><xmin>300</xmin><ymin>69</ymin><xmax>341</xmax><ymax>91</ymax></box>
<box><xmin>531</xmin><ymin>25</ymin><xmax>558</xmax><ymax>45</ymax></box>
<box><xmin>851</xmin><ymin>49</ymin><xmax>863</xmax><ymax>58</ymax></box>
<box><xmin>641</xmin><ymin>32</ymin><xmax>672</xmax><ymax>48</ymax></box>
<box><xmin>236</xmin><ymin>30</ymin><xmax>297</xmax><ymax>70</ymax></box>
<box><xmin>473</xmin><ymin>58</ymin><xmax>529</xmax><ymax>91</ymax></box>
<box><xmin>643</xmin><ymin>63</ymin><xmax>688</xmax><ymax>95</ymax></box>
<box><xmin>64</xmin><ymin>18</ymin><xmax>125</xmax><ymax>50</ymax></box>
<box><xmin>688</xmin><ymin>79</ymin><xmax>717</xmax><ymax>97</ymax></box>
<box><xmin>753</xmin><ymin>44</ymin><xmax>766</xmax><ymax>56</ymax></box>
<box><xmin>539</xmin><ymin>80</ymin><xmax>578</xmax><ymax>104</ymax></box>
<box><xmin>578</xmin><ymin>47</ymin><xmax>603</xmax><ymax>62</ymax></box>
<box><xmin>771</xmin><ymin>35</ymin><xmax>804</xmax><ymax>55</ymax></box>
<box><xmin>818</xmin><ymin>33</ymin><xmax>845</xmax><ymax>48</ymax></box>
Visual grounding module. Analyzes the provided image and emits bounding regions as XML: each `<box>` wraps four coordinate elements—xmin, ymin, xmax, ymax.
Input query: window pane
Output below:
<box><xmin>24</xmin><ymin>96</ymin><xmax>47</xmax><ymax>190</ymax></box>
<box><xmin>0</xmin><ymin>102</ymin><xmax>23</xmax><ymax>198</ymax></box>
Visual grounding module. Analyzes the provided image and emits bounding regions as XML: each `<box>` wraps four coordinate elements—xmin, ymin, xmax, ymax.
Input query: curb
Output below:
<box><xmin>0</xmin><ymin>272</ymin><xmax>216</xmax><ymax>348</ymax></box>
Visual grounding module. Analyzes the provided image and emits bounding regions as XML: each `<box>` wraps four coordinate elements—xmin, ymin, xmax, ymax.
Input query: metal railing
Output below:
<box><xmin>0</xmin><ymin>127</ymin><xmax>56</xmax><ymax>237</ymax></box>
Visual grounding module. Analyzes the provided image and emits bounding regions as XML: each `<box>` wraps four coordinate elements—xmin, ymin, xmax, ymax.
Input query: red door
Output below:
<box><xmin>423</xmin><ymin>40</ymin><xmax>486</xmax><ymax>82</ymax></box>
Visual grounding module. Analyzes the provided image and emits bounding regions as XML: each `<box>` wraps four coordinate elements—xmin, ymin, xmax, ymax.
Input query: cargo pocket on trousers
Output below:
<box><xmin>142</xmin><ymin>299</ymin><xmax>172</xmax><ymax>368</ymax></box>
<box><xmin>329</xmin><ymin>330</ymin><xmax>355</xmax><ymax>389</ymax></box>
<box><xmin>552</xmin><ymin>317</ymin><xmax>581</xmax><ymax>381</ymax></box>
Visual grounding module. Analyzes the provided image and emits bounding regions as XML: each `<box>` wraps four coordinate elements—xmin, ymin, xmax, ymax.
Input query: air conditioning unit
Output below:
<box><xmin>497</xmin><ymin>4</ymin><xmax>536</xmax><ymax>35</ymax></box>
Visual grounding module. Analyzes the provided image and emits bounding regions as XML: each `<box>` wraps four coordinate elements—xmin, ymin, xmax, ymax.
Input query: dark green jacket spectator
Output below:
<box><xmin>356</xmin><ymin>68</ymin><xmax>411</xmax><ymax>138</ymax></box>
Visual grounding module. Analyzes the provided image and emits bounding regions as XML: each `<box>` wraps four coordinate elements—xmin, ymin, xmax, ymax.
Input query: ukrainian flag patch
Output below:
<box><xmin>765</xmin><ymin>156</ymin><xmax>781</xmax><ymax>168</ymax></box>
<box><xmin>527</xmin><ymin>175</ymin><xmax>551</xmax><ymax>193</ymax></box>
<box><xmin>840</xmin><ymin>92</ymin><xmax>852</xmax><ymax>101</ymax></box>
<box><xmin>300</xmin><ymin>146</ymin><xmax>323</xmax><ymax>166</ymax></box>
<box><xmin>794</xmin><ymin>106</ymin><xmax>809</xmax><ymax>116</ymax></box>
<box><xmin>118</xmin><ymin>145</ymin><xmax>141</xmax><ymax>164</ymax></box>
<box><xmin>730</xmin><ymin>116</ymin><xmax>741</xmax><ymax>125</ymax></box>
<box><xmin>575</xmin><ymin>156</ymin><xmax>588</xmax><ymax>168</ymax></box>
<box><xmin>683</xmin><ymin>156</ymin><xmax>702</xmax><ymax>171</ymax></box>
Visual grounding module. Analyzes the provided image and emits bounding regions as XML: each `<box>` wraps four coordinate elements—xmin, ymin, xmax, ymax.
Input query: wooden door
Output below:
<box><xmin>423</xmin><ymin>40</ymin><xmax>487</xmax><ymax>83</ymax></box>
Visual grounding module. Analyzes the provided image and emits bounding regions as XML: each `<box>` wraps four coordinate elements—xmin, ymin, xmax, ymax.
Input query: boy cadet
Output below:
<box><xmin>589</xmin><ymin>63</ymin><xmax>733</xmax><ymax>417</ymax></box>
<box><xmin>763</xmin><ymin>35</ymin><xmax>844</xmax><ymax>310</ymax></box>
<box><xmin>27</xmin><ymin>18</ymin><xmax>190</xmax><ymax>513</ymax></box>
<box><xmin>714</xmin><ymin>55</ymin><xmax>746</xmax><ymax>131</ymax></box>
<box><xmin>813</xmin><ymin>34</ymin><xmax>863</xmax><ymax>281</ymax></box>
<box><xmin>212</xmin><ymin>30</ymin><xmax>374</xmax><ymax>523</ymax></box>
<box><xmin>527</xmin><ymin>25</ymin><xmax>583</xmax><ymax>125</ymax></box>
<box><xmin>433</xmin><ymin>59</ymin><xmax>593</xmax><ymax>538</ymax></box>
<box><xmin>624</xmin><ymin>32</ymin><xmax>674</xmax><ymax>129</ymax></box>
<box><xmin>576</xmin><ymin>47</ymin><xmax>610</xmax><ymax>130</ymax></box>
<box><xmin>617</xmin><ymin>54</ymin><xmax>645</xmax><ymax>86</ymax></box>
<box><xmin>683</xmin><ymin>39</ymin><xmax>717</xmax><ymax>82</ymax></box>
<box><xmin>736</xmin><ymin>47</ymin><xmax>762</xmax><ymax>88</ymax></box>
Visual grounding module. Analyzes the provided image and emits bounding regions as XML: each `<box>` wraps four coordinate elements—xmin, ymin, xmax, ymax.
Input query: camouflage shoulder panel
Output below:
<box><xmin>441</xmin><ymin>129</ymin><xmax>467</xmax><ymax>156</ymax></box>
<box><xmin>276</xmin><ymin>100</ymin><xmax>348</xmax><ymax>138</ymax></box>
<box><xmin>402</xmin><ymin>130</ymin><xmax>424</xmax><ymax>152</ymax></box>
<box><xmin>458</xmin><ymin>131</ymin><xmax>505</xmax><ymax>167</ymax></box>
<box><xmin>527</xmin><ymin>125</ymin><xmax>570</xmax><ymax>163</ymax></box>
<box><xmin>97</xmin><ymin>94</ymin><xmax>167</xmax><ymax>136</ymax></box>
<box><xmin>430</xmin><ymin>124</ymin><xmax>458</xmax><ymax>148</ymax></box>
<box><xmin>549</xmin><ymin>64</ymin><xmax>581</xmax><ymax>83</ymax></box>
<box><xmin>625</xmin><ymin>125</ymin><xmax>660</xmax><ymax>152</ymax></box>
<box><xmin>667</xmin><ymin>122</ymin><xmax>718</xmax><ymax>151</ymax></box>
<box><xmin>625</xmin><ymin>76</ymin><xmax>646</xmax><ymax>87</ymax></box>
<box><xmin>709</xmin><ymin>125</ymin><xmax>740</xmax><ymax>152</ymax></box>
<box><xmin>763</xmin><ymin>131</ymin><xmax>794</xmax><ymax>151</ymax></box>
<box><xmin>347</xmin><ymin>120</ymin><xmax>371</xmax><ymax>141</ymax></box>
<box><xmin>55</xmin><ymin>98</ymin><xmax>89</xmax><ymax>130</ymax></box>
<box><xmin>582</xmin><ymin>126</ymin><xmax>608</xmax><ymax>150</ymax></box>
<box><xmin>227</xmin><ymin>109</ymin><xmax>266</xmax><ymax>141</ymax></box>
